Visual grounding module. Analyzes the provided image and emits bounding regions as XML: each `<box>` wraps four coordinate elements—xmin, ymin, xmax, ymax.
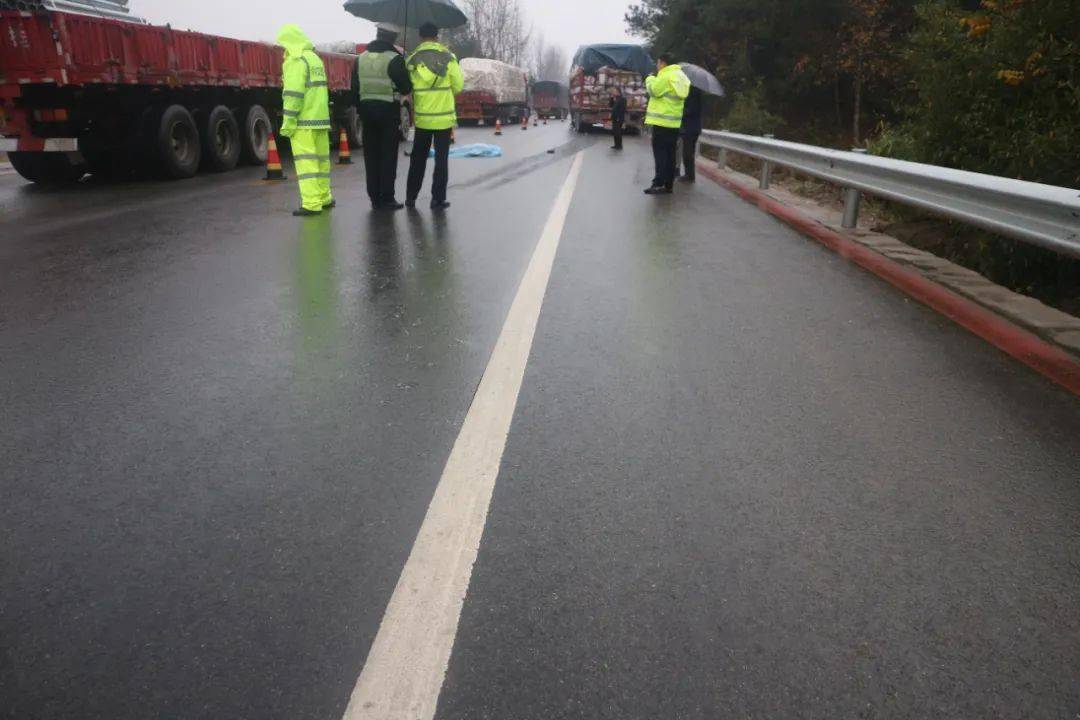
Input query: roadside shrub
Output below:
<box><xmin>902</xmin><ymin>0</ymin><xmax>1080</xmax><ymax>187</ymax></box>
<box><xmin>722</xmin><ymin>83</ymin><xmax>783</xmax><ymax>136</ymax></box>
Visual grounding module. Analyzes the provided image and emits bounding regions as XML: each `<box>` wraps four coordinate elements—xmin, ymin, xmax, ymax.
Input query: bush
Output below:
<box><xmin>866</xmin><ymin>122</ymin><xmax>919</xmax><ymax>161</ymax></box>
<box><xmin>901</xmin><ymin>0</ymin><xmax>1080</xmax><ymax>187</ymax></box>
<box><xmin>722</xmin><ymin>83</ymin><xmax>783</xmax><ymax>136</ymax></box>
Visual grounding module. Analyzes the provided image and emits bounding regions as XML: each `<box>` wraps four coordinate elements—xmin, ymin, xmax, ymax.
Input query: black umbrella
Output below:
<box><xmin>679</xmin><ymin>63</ymin><xmax>725</xmax><ymax>97</ymax></box>
<box><xmin>343</xmin><ymin>0</ymin><xmax>468</xmax><ymax>28</ymax></box>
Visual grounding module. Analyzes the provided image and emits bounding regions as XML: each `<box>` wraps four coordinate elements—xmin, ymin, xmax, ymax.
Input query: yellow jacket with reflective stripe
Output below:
<box><xmin>644</xmin><ymin>64</ymin><xmax>691</xmax><ymax>129</ymax></box>
<box><xmin>277</xmin><ymin>24</ymin><xmax>332</xmax><ymax>136</ymax></box>
<box><xmin>407</xmin><ymin>41</ymin><xmax>463</xmax><ymax>131</ymax></box>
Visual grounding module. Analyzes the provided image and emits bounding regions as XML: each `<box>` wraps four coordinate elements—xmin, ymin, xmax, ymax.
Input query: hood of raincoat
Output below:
<box><xmin>277</xmin><ymin>24</ymin><xmax>313</xmax><ymax>57</ymax></box>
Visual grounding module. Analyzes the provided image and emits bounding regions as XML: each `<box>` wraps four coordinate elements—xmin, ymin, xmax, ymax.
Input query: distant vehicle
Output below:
<box><xmin>0</xmin><ymin>4</ymin><xmax>364</xmax><ymax>184</ymax></box>
<box><xmin>456</xmin><ymin>58</ymin><xmax>530</xmax><ymax>127</ymax></box>
<box><xmin>569</xmin><ymin>44</ymin><xmax>652</xmax><ymax>134</ymax></box>
<box><xmin>531</xmin><ymin>81</ymin><xmax>569</xmax><ymax>121</ymax></box>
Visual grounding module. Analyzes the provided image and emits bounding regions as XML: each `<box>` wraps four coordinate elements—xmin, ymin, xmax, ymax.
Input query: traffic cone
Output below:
<box><xmin>337</xmin><ymin>127</ymin><xmax>352</xmax><ymax>165</ymax></box>
<box><xmin>264</xmin><ymin>132</ymin><xmax>285</xmax><ymax>181</ymax></box>
<box><xmin>533</xmin><ymin>116</ymin><xmax>538</xmax><ymax>127</ymax></box>
<box><xmin>521</xmin><ymin>115</ymin><xmax>527</xmax><ymax>131</ymax></box>
<box><xmin>495</xmin><ymin>118</ymin><xmax>502</xmax><ymax>136</ymax></box>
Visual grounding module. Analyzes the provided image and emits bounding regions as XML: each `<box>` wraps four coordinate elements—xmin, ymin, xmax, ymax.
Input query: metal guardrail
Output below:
<box><xmin>699</xmin><ymin>130</ymin><xmax>1080</xmax><ymax>259</ymax></box>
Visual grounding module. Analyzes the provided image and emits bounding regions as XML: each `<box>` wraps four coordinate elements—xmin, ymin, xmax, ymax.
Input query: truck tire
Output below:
<box><xmin>201</xmin><ymin>105</ymin><xmax>240</xmax><ymax>173</ymax></box>
<box><xmin>8</xmin><ymin>152</ymin><xmax>86</xmax><ymax>184</ymax></box>
<box><xmin>240</xmin><ymin>105</ymin><xmax>272</xmax><ymax>166</ymax></box>
<box><xmin>154</xmin><ymin>105</ymin><xmax>201</xmax><ymax>179</ymax></box>
<box><xmin>341</xmin><ymin>106</ymin><xmax>362</xmax><ymax>149</ymax></box>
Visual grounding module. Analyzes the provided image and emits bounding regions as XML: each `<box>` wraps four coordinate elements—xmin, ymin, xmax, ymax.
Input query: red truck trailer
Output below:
<box><xmin>0</xmin><ymin>8</ymin><xmax>362</xmax><ymax>183</ymax></box>
<box><xmin>454</xmin><ymin>90</ymin><xmax>493</xmax><ymax>126</ymax></box>
<box><xmin>531</xmin><ymin>81</ymin><xmax>568</xmax><ymax>120</ymax></box>
<box><xmin>456</xmin><ymin>58</ymin><xmax>530</xmax><ymax>127</ymax></box>
<box><xmin>568</xmin><ymin>44</ymin><xmax>652</xmax><ymax>135</ymax></box>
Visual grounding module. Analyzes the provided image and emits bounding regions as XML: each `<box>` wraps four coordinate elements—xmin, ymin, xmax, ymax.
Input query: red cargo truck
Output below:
<box><xmin>568</xmin><ymin>44</ymin><xmax>652</xmax><ymax>135</ymax></box>
<box><xmin>531</xmin><ymin>81</ymin><xmax>568</xmax><ymax>120</ymax></box>
<box><xmin>0</xmin><ymin>8</ymin><xmax>362</xmax><ymax>183</ymax></box>
<box><xmin>454</xmin><ymin>90</ymin><xmax>494</xmax><ymax>126</ymax></box>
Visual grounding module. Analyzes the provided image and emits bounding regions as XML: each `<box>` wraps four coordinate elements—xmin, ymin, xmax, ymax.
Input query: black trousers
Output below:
<box><xmin>360</xmin><ymin>112</ymin><xmax>401</xmax><ymax>205</ymax></box>
<box><xmin>407</xmin><ymin>128</ymin><xmax>452</xmax><ymax>205</ymax></box>
<box><xmin>612</xmin><ymin>120</ymin><xmax>624</xmax><ymax>149</ymax></box>
<box><xmin>651</xmin><ymin>125</ymin><xmax>680</xmax><ymax>189</ymax></box>
<box><xmin>682</xmin><ymin>132</ymin><xmax>700</xmax><ymax>180</ymax></box>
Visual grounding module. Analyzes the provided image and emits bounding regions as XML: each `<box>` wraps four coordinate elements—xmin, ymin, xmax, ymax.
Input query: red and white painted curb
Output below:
<box><xmin>698</xmin><ymin>160</ymin><xmax>1080</xmax><ymax>397</ymax></box>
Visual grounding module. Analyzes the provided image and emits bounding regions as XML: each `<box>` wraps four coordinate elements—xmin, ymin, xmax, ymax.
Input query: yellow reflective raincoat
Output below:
<box><xmin>644</xmin><ymin>64</ymin><xmax>691</xmax><ymax>129</ymax></box>
<box><xmin>407</xmin><ymin>41</ymin><xmax>464</xmax><ymax>131</ymax></box>
<box><xmin>277</xmin><ymin>24</ymin><xmax>333</xmax><ymax>212</ymax></box>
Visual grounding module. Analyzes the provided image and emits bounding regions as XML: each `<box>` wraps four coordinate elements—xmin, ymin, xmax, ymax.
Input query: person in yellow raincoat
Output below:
<box><xmin>277</xmin><ymin>24</ymin><xmax>334</xmax><ymax>216</ymax></box>
<box><xmin>643</xmin><ymin>53</ymin><xmax>691</xmax><ymax>195</ymax></box>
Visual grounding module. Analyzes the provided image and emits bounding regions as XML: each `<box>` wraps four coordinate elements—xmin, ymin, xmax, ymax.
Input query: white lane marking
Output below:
<box><xmin>342</xmin><ymin>151</ymin><xmax>586</xmax><ymax>720</ymax></box>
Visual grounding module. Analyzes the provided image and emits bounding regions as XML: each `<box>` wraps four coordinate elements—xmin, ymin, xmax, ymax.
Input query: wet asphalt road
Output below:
<box><xmin>1</xmin><ymin>125</ymin><xmax>1079</xmax><ymax>720</ymax></box>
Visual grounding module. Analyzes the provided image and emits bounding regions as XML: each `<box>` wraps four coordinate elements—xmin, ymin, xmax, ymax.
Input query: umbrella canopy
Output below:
<box><xmin>679</xmin><ymin>63</ymin><xmax>725</xmax><ymax>97</ymax></box>
<box><xmin>343</xmin><ymin>0</ymin><xmax>468</xmax><ymax>28</ymax></box>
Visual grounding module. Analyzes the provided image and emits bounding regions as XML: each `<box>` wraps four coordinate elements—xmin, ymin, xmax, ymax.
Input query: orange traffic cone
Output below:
<box><xmin>521</xmin><ymin>115</ymin><xmax>528</xmax><ymax>131</ymax></box>
<box><xmin>264</xmin><ymin>132</ymin><xmax>285</xmax><ymax>181</ymax></box>
<box><xmin>337</xmin><ymin>127</ymin><xmax>352</xmax><ymax>165</ymax></box>
<box><xmin>494</xmin><ymin>118</ymin><xmax>502</xmax><ymax>136</ymax></box>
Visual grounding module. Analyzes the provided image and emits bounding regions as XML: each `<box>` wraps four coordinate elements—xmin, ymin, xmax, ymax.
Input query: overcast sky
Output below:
<box><xmin>135</xmin><ymin>0</ymin><xmax>637</xmax><ymax>57</ymax></box>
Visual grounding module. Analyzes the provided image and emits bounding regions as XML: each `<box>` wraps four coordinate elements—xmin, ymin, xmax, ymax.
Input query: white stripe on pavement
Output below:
<box><xmin>342</xmin><ymin>150</ymin><xmax>586</xmax><ymax>720</ymax></box>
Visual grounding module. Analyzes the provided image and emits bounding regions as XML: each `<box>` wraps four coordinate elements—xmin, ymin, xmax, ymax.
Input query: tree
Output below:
<box><xmin>626</xmin><ymin>0</ymin><xmax>916</xmax><ymax>144</ymax></box>
<box><xmin>451</xmin><ymin>0</ymin><xmax>532</xmax><ymax>67</ymax></box>
<box><xmin>899</xmin><ymin>0</ymin><xmax>1080</xmax><ymax>187</ymax></box>
<box><xmin>529</xmin><ymin>34</ymin><xmax>568</xmax><ymax>81</ymax></box>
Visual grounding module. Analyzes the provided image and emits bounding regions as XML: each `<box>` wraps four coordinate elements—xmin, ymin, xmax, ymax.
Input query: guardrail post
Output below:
<box><xmin>759</xmin><ymin>134</ymin><xmax>775</xmax><ymax>189</ymax></box>
<box><xmin>718</xmin><ymin>147</ymin><xmax>728</xmax><ymax>169</ymax></box>
<box><xmin>842</xmin><ymin>148</ymin><xmax>868</xmax><ymax>229</ymax></box>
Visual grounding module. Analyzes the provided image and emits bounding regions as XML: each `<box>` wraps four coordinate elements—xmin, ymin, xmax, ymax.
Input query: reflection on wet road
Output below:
<box><xmin>1</xmin><ymin>125</ymin><xmax>1078</xmax><ymax>720</ymax></box>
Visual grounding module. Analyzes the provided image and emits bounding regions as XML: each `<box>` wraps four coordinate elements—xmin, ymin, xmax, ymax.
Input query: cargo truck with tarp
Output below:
<box><xmin>0</xmin><ymin>0</ymin><xmax>362</xmax><ymax>183</ymax></box>
<box><xmin>531</xmin><ymin>81</ymin><xmax>568</xmax><ymax>120</ymax></box>
<box><xmin>456</xmin><ymin>58</ymin><xmax>530</xmax><ymax>127</ymax></box>
<box><xmin>569</xmin><ymin>44</ymin><xmax>652</xmax><ymax>134</ymax></box>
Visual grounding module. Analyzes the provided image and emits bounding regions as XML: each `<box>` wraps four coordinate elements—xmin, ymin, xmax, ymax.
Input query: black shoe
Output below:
<box><xmin>430</xmin><ymin>201</ymin><xmax>451</xmax><ymax>210</ymax></box>
<box><xmin>293</xmin><ymin>207</ymin><xmax>321</xmax><ymax>216</ymax></box>
<box><xmin>644</xmin><ymin>186</ymin><xmax>673</xmax><ymax>195</ymax></box>
<box><xmin>323</xmin><ymin>200</ymin><xmax>337</xmax><ymax>209</ymax></box>
<box><xmin>678</xmin><ymin>176</ymin><xmax>695</xmax><ymax>183</ymax></box>
<box><xmin>382</xmin><ymin>201</ymin><xmax>405</xmax><ymax>211</ymax></box>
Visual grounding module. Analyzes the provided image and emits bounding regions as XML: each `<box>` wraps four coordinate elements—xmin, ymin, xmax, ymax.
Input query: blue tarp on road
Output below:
<box><xmin>431</xmin><ymin>143</ymin><xmax>503</xmax><ymax>158</ymax></box>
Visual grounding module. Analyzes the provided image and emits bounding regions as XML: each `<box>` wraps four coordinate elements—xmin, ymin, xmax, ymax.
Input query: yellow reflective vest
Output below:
<box><xmin>644</xmin><ymin>64</ymin><xmax>691</xmax><ymax>129</ymax></box>
<box><xmin>407</xmin><ymin>41</ymin><xmax>464</xmax><ymax>131</ymax></box>
<box><xmin>277</xmin><ymin>24</ymin><xmax>331</xmax><ymax>137</ymax></box>
<box><xmin>358</xmin><ymin>50</ymin><xmax>396</xmax><ymax>104</ymax></box>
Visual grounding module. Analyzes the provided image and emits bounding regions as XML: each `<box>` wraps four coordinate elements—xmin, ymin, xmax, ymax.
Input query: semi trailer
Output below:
<box><xmin>0</xmin><ymin>2</ymin><xmax>363</xmax><ymax>183</ymax></box>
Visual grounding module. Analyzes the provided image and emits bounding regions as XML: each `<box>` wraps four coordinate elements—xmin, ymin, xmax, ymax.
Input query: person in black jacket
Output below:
<box><xmin>357</xmin><ymin>23</ymin><xmax>413</xmax><ymax>210</ymax></box>
<box><xmin>609</xmin><ymin>87</ymin><xmax>627</xmax><ymax>150</ymax></box>
<box><xmin>678</xmin><ymin>85</ymin><xmax>703</xmax><ymax>182</ymax></box>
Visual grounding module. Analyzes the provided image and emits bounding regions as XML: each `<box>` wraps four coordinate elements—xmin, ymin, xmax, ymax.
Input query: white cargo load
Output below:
<box><xmin>460</xmin><ymin>58</ymin><xmax>528</xmax><ymax>105</ymax></box>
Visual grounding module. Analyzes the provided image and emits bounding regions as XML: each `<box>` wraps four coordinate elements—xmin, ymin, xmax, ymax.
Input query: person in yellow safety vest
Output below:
<box><xmin>357</xmin><ymin>23</ymin><xmax>413</xmax><ymax>211</ymax></box>
<box><xmin>643</xmin><ymin>52</ymin><xmax>691</xmax><ymax>195</ymax></box>
<box><xmin>405</xmin><ymin>22</ymin><xmax>464</xmax><ymax>210</ymax></box>
<box><xmin>277</xmin><ymin>24</ymin><xmax>334</xmax><ymax>216</ymax></box>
